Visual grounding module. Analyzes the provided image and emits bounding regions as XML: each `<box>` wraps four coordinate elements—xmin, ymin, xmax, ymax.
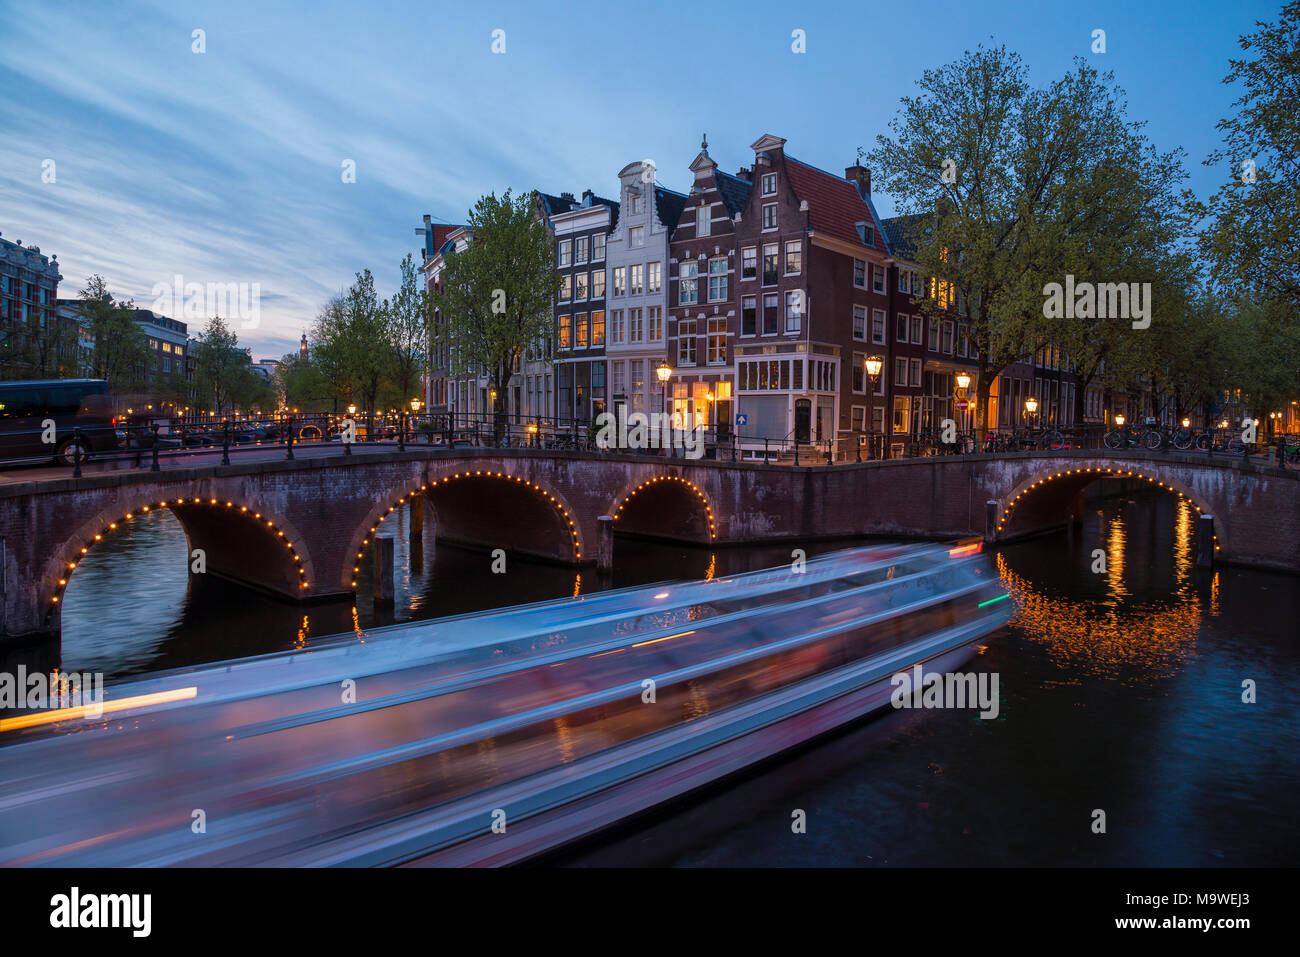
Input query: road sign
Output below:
<box><xmin>957</xmin><ymin>401</ymin><xmax>969</xmax><ymax>411</ymax></box>
<box><xmin>735</xmin><ymin>414</ymin><xmax>747</xmax><ymax>426</ymax></box>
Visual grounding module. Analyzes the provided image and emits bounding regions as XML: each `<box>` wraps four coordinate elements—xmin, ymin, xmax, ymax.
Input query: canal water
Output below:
<box><xmin>38</xmin><ymin>487</ymin><xmax>1300</xmax><ymax>866</ymax></box>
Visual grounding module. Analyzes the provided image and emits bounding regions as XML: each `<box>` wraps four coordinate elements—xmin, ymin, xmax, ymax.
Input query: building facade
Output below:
<box><xmin>604</xmin><ymin>162</ymin><xmax>685</xmax><ymax>422</ymax></box>
<box><xmin>0</xmin><ymin>234</ymin><xmax>63</xmax><ymax>378</ymax></box>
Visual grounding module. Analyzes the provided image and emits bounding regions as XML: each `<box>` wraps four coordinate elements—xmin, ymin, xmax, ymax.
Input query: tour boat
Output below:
<box><xmin>0</xmin><ymin>542</ymin><xmax>1011</xmax><ymax>866</ymax></box>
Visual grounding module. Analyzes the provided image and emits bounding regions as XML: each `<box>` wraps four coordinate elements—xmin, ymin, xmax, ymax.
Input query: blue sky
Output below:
<box><xmin>0</xmin><ymin>0</ymin><xmax>1275</xmax><ymax>360</ymax></box>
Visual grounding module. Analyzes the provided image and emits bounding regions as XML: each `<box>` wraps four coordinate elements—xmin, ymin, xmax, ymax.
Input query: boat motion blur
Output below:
<box><xmin>0</xmin><ymin>542</ymin><xmax>1012</xmax><ymax>866</ymax></box>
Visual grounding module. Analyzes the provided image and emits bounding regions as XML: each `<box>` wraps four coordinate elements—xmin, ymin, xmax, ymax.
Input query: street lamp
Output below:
<box><xmin>864</xmin><ymin>355</ymin><xmax>883</xmax><ymax>460</ymax></box>
<box><xmin>1024</xmin><ymin>396</ymin><xmax>1038</xmax><ymax>434</ymax></box>
<box><xmin>656</xmin><ymin>361</ymin><xmax>673</xmax><ymax>457</ymax></box>
<box><xmin>955</xmin><ymin>371</ymin><xmax>970</xmax><ymax>392</ymax></box>
<box><xmin>1115</xmin><ymin>414</ymin><xmax>1126</xmax><ymax>427</ymax></box>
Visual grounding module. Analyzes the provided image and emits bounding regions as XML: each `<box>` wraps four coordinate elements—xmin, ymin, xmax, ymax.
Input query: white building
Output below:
<box><xmin>603</xmin><ymin>163</ymin><xmax>685</xmax><ymax>418</ymax></box>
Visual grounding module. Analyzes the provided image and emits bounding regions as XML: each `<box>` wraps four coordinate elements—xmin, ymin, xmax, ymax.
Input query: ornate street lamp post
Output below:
<box><xmin>656</xmin><ymin>361</ymin><xmax>673</xmax><ymax>457</ymax></box>
<box><xmin>864</xmin><ymin>355</ymin><xmax>883</xmax><ymax>460</ymax></box>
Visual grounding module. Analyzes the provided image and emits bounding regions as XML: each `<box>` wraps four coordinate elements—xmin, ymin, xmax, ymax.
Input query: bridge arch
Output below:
<box><xmin>993</xmin><ymin>462</ymin><xmax>1219</xmax><ymax>555</ymax></box>
<box><xmin>41</xmin><ymin>493</ymin><xmax>317</xmax><ymax>631</ymax></box>
<box><xmin>344</xmin><ymin>469</ymin><xmax>585</xmax><ymax>587</ymax></box>
<box><xmin>608</xmin><ymin>475</ymin><xmax>717</xmax><ymax>544</ymax></box>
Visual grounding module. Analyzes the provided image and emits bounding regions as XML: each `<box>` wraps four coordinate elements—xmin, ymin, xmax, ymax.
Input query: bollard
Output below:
<box><xmin>372</xmin><ymin>534</ymin><xmax>395</xmax><ymax>606</ymax></box>
<box><xmin>794</xmin><ymin>442</ymin><xmax>800</xmax><ymax>466</ymax></box>
<box><xmin>1197</xmin><ymin>514</ymin><xmax>1215</xmax><ymax>568</ymax></box>
<box><xmin>72</xmin><ymin>427</ymin><xmax>83</xmax><ymax>478</ymax></box>
<box><xmin>985</xmin><ymin>500</ymin><xmax>999</xmax><ymax>542</ymax></box>
<box><xmin>399</xmin><ymin>411</ymin><xmax>407</xmax><ymax>452</ymax></box>
<box><xmin>222</xmin><ymin>421</ymin><xmax>231</xmax><ymax>466</ymax></box>
<box><xmin>286</xmin><ymin>417</ymin><xmax>295</xmax><ymax>460</ymax></box>
<box><xmin>150</xmin><ymin>424</ymin><xmax>161</xmax><ymax>472</ymax></box>
<box><xmin>596</xmin><ymin>514</ymin><xmax>614</xmax><ymax>572</ymax></box>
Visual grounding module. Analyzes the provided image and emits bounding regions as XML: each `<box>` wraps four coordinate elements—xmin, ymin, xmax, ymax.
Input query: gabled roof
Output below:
<box><xmin>784</xmin><ymin>156</ymin><xmax>883</xmax><ymax>251</ymax></box>
<box><xmin>881</xmin><ymin>213</ymin><xmax>929</xmax><ymax>259</ymax></box>
<box><xmin>654</xmin><ymin>185</ymin><xmax>687</xmax><ymax>235</ymax></box>
<box><xmin>536</xmin><ymin>192</ymin><xmax>578</xmax><ymax>216</ymax></box>
<box><xmin>714</xmin><ymin>170</ymin><xmax>751</xmax><ymax>217</ymax></box>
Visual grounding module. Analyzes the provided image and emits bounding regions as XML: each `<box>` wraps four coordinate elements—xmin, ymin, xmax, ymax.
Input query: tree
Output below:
<box><xmin>191</xmin><ymin>316</ymin><xmax>247</xmax><ymax>414</ymax></box>
<box><xmin>81</xmin><ymin>275</ymin><xmax>154</xmax><ymax>394</ymax></box>
<box><xmin>436</xmin><ymin>190</ymin><xmax>558</xmax><ymax>439</ymax></box>
<box><xmin>1194</xmin><ymin>2</ymin><xmax>1300</xmax><ymax>312</ymax></box>
<box><xmin>867</xmin><ymin>46</ymin><xmax>1188</xmax><ymax>433</ymax></box>
<box><xmin>309</xmin><ymin>270</ymin><xmax>391</xmax><ymax>432</ymax></box>
<box><xmin>386</xmin><ymin>253</ymin><xmax>430</xmax><ymax>412</ymax></box>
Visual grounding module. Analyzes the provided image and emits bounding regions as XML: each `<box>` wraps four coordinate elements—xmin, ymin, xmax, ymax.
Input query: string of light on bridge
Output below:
<box><xmin>995</xmin><ymin>466</ymin><xmax>1220</xmax><ymax>553</ymax></box>
<box><xmin>51</xmin><ymin>499</ymin><xmax>311</xmax><ymax>609</ymax></box>
<box><xmin>356</xmin><ymin>473</ymin><xmax>584</xmax><ymax>587</ymax></box>
<box><xmin>612</xmin><ymin>476</ymin><xmax>717</xmax><ymax>541</ymax></box>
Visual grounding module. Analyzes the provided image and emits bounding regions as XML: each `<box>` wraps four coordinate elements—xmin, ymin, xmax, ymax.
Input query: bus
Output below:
<box><xmin>0</xmin><ymin>379</ymin><xmax>121</xmax><ymax>466</ymax></box>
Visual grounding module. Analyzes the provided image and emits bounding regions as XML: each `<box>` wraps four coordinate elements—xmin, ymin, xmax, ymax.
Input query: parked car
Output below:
<box><xmin>0</xmin><ymin>379</ymin><xmax>120</xmax><ymax>466</ymax></box>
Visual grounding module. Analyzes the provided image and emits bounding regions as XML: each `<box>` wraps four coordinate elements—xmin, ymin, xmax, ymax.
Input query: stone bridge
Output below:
<box><xmin>2</xmin><ymin>447</ymin><xmax>1296</xmax><ymax>640</ymax></box>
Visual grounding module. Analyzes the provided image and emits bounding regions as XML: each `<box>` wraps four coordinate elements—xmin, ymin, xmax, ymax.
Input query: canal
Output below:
<box><xmin>34</xmin><ymin>486</ymin><xmax>1300</xmax><ymax>866</ymax></box>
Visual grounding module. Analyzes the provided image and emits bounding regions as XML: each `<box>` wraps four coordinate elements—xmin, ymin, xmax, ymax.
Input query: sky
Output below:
<box><xmin>0</xmin><ymin>0</ymin><xmax>1276</xmax><ymax>360</ymax></box>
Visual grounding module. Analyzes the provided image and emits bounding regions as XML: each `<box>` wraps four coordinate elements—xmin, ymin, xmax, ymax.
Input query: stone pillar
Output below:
<box><xmin>372</xmin><ymin>534</ymin><xmax>395</xmax><ymax>605</ymax></box>
<box><xmin>1197</xmin><ymin>514</ymin><xmax>1215</xmax><ymax>569</ymax></box>
<box><xmin>985</xmin><ymin>500</ymin><xmax>999</xmax><ymax>542</ymax></box>
<box><xmin>597</xmin><ymin>515</ymin><xmax>614</xmax><ymax>572</ymax></box>
<box><xmin>409</xmin><ymin>495</ymin><xmax>424</xmax><ymax>541</ymax></box>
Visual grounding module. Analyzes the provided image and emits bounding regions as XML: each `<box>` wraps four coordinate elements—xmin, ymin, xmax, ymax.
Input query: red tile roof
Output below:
<box><xmin>784</xmin><ymin>157</ymin><xmax>881</xmax><ymax>251</ymax></box>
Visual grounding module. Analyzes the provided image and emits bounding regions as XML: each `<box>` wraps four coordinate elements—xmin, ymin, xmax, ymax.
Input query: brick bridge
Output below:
<box><xmin>2</xmin><ymin>447</ymin><xmax>1296</xmax><ymax>639</ymax></box>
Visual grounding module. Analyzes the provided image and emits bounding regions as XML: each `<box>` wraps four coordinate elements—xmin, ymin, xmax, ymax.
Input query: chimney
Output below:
<box><xmin>581</xmin><ymin>189</ymin><xmax>594</xmax><ymax>207</ymax></box>
<box><xmin>736</xmin><ymin>167</ymin><xmax>752</xmax><ymax>182</ymax></box>
<box><xmin>845</xmin><ymin>165</ymin><xmax>870</xmax><ymax>198</ymax></box>
<box><xmin>560</xmin><ymin>191</ymin><xmax>575</xmax><ymax>202</ymax></box>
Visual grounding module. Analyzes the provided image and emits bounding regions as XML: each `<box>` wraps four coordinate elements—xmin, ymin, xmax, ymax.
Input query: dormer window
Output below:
<box><xmin>856</xmin><ymin>222</ymin><xmax>874</xmax><ymax>247</ymax></box>
<box><xmin>761</xmin><ymin>173</ymin><xmax>777</xmax><ymax>196</ymax></box>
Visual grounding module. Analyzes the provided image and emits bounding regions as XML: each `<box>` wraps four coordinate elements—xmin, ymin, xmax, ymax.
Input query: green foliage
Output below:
<box><xmin>436</xmin><ymin>190</ymin><xmax>558</xmax><ymax>414</ymax></box>
<box><xmin>81</xmin><ymin>275</ymin><xmax>155</xmax><ymax>393</ymax></box>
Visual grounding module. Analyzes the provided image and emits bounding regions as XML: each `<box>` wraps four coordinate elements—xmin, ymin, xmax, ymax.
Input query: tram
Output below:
<box><xmin>0</xmin><ymin>543</ymin><xmax>1011</xmax><ymax>866</ymax></box>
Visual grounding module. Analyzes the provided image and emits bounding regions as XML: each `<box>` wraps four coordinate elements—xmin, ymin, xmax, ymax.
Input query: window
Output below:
<box><xmin>648</xmin><ymin>306</ymin><xmax>662</xmax><ymax>341</ymax></box>
<box><xmin>763</xmin><ymin>244</ymin><xmax>779</xmax><ymax>285</ymax></box>
<box><xmin>629</xmin><ymin>225</ymin><xmax>645</xmax><ymax>248</ymax></box>
<box><xmin>592</xmin><ymin>362</ymin><xmax>605</xmax><ymax>389</ymax></box>
<box><xmin>559</xmin><ymin>314</ymin><xmax>572</xmax><ymax>349</ymax></box>
<box><xmin>910</xmin><ymin>316</ymin><xmax>923</xmax><ymax>344</ymax></box>
<box><xmin>853</xmin><ymin>352</ymin><xmax>866</xmax><ymax>393</ymax></box>
<box><xmin>894</xmin><ymin>357</ymin><xmax>908</xmax><ymax>386</ymax></box>
<box><xmin>898</xmin><ymin>269</ymin><xmax>910</xmax><ymax>293</ymax></box>
<box><xmin>679</xmin><ymin>261</ymin><xmax>698</xmax><ymax>304</ymax></box>
<box><xmin>943</xmin><ymin>320</ymin><xmax>954</xmax><ymax>354</ymax></box>
<box><xmin>592</xmin><ymin>233</ymin><xmax>606</xmax><ymax>260</ymax></box>
<box><xmin>742</xmin><ymin>296</ymin><xmax>757</xmax><ymax>336</ymax></box>
<box><xmin>761</xmin><ymin>172</ymin><xmax>777</xmax><ymax>195</ymax></box>
<box><xmin>872</xmin><ymin>264</ymin><xmax>885</xmax><ymax>294</ymax></box>
<box><xmin>630</xmin><ymin>264</ymin><xmax>644</xmax><ymax>296</ymax></box>
<box><xmin>785</xmin><ymin>241</ymin><xmax>801</xmax><ymax>275</ymax></box>
<box><xmin>613</xmin><ymin>361</ymin><xmax>626</xmax><ymax>396</ymax></box>
<box><xmin>742</xmin><ymin>247</ymin><xmax>757</xmax><ymax>280</ymax></box>
<box><xmin>629</xmin><ymin>308</ymin><xmax>644</xmax><ymax>342</ymax></box>
<box><xmin>853</xmin><ymin>259</ymin><xmax>866</xmax><ymax>288</ymax></box>
<box><xmin>862</xmin><ymin>225</ymin><xmax>874</xmax><ymax>247</ymax></box>
<box><xmin>574</xmin><ymin>272</ymin><xmax>588</xmax><ymax>301</ymax></box>
<box><xmin>896</xmin><ymin>314</ymin><xmax>908</xmax><ymax>342</ymax></box>
<box><xmin>910</xmin><ymin>271</ymin><xmax>920</xmax><ymax>295</ymax></box>
<box><xmin>648</xmin><ymin>262</ymin><xmax>661</xmax><ymax>294</ymax></box>
<box><xmin>707</xmin><ymin>317</ymin><xmax>726</xmax><ymax>364</ymax></box>
<box><xmin>678</xmin><ymin>319</ymin><xmax>697</xmax><ymax>365</ymax></box>
<box><xmin>611</xmin><ymin>309</ymin><xmax>625</xmax><ymax>344</ymax></box>
<box><xmin>575</xmin><ymin>236</ymin><xmax>589</xmax><ymax>264</ymax></box>
<box><xmin>910</xmin><ymin>358</ymin><xmax>922</xmax><ymax>387</ymax></box>
<box><xmin>591</xmin><ymin>269</ymin><xmax>605</xmax><ymax>299</ymax></box>
<box><xmin>629</xmin><ymin>191</ymin><xmax>644</xmax><ymax>214</ymax></box>
<box><xmin>872</xmin><ymin>308</ymin><xmax>886</xmax><ymax>344</ymax></box>
<box><xmin>893</xmin><ymin>396</ymin><xmax>910</xmax><ymax>433</ymax></box>
<box><xmin>785</xmin><ymin>291</ymin><xmax>803</xmax><ymax>333</ymax></box>
<box><xmin>762</xmin><ymin>294</ymin><xmax>779</xmax><ymax>335</ymax></box>
<box><xmin>708</xmin><ymin>257</ymin><xmax>728</xmax><ymax>301</ymax></box>
<box><xmin>576</xmin><ymin>313</ymin><xmax>589</xmax><ymax>349</ymax></box>
<box><xmin>630</xmin><ymin>361</ymin><xmax>645</xmax><ymax>410</ymax></box>
<box><xmin>696</xmin><ymin>206</ymin><xmax>710</xmax><ymax>237</ymax></box>
<box><xmin>762</xmin><ymin>203</ymin><xmax>778</xmax><ymax>229</ymax></box>
<box><xmin>612</xmin><ymin>266</ymin><xmax>626</xmax><ymax>297</ymax></box>
<box><xmin>559</xmin><ymin>275</ymin><xmax>572</xmax><ymax>302</ymax></box>
<box><xmin>957</xmin><ymin>323</ymin><xmax>968</xmax><ymax>358</ymax></box>
<box><xmin>592</xmin><ymin>311</ymin><xmax>605</xmax><ymax>346</ymax></box>
<box><xmin>852</xmin><ymin>305</ymin><xmax>867</xmax><ymax>341</ymax></box>
<box><xmin>558</xmin><ymin>240</ymin><xmax>572</xmax><ymax>267</ymax></box>
<box><xmin>928</xmin><ymin>319</ymin><xmax>940</xmax><ymax>352</ymax></box>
